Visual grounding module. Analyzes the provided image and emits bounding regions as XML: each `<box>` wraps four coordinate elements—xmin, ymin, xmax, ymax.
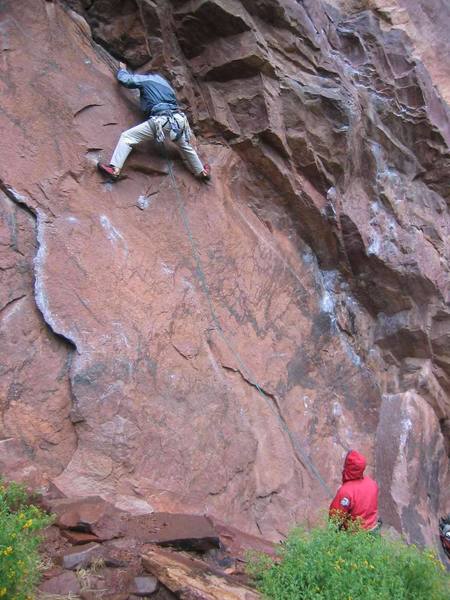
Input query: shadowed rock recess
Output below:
<box><xmin>0</xmin><ymin>0</ymin><xmax>449</xmax><ymax>552</ymax></box>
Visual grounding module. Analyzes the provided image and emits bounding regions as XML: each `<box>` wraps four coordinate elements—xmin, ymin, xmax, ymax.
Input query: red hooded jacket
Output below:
<box><xmin>329</xmin><ymin>450</ymin><xmax>378</xmax><ymax>530</ymax></box>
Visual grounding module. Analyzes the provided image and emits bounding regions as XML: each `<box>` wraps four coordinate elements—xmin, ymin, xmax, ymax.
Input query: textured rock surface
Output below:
<box><xmin>0</xmin><ymin>0</ymin><xmax>449</xmax><ymax>552</ymax></box>
<box><xmin>0</xmin><ymin>187</ymin><xmax>76</xmax><ymax>482</ymax></box>
<box><xmin>376</xmin><ymin>391</ymin><xmax>447</xmax><ymax>548</ymax></box>
<box><xmin>327</xmin><ymin>0</ymin><xmax>450</xmax><ymax>104</ymax></box>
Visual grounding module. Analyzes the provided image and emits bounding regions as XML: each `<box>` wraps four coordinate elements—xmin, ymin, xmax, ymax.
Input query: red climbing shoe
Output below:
<box><xmin>198</xmin><ymin>163</ymin><xmax>211</xmax><ymax>183</ymax></box>
<box><xmin>97</xmin><ymin>163</ymin><xmax>121</xmax><ymax>181</ymax></box>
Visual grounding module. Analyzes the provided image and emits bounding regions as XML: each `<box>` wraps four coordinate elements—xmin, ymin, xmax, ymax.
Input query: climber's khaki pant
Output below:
<box><xmin>110</xmin><ymin>115</ymin><xmax>204</xmax><ymax>175</ymax></box>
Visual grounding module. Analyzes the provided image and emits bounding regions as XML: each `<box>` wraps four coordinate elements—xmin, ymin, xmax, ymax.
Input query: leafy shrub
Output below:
<box><xmin>248</xmin><ymin>520</ymin><xmax>450</xmax><ymax>600</ymax></box>
<box><xmin>0</xmin><ymin>479</ymin><xmax>53</xmax><ymax>600</ymax></box>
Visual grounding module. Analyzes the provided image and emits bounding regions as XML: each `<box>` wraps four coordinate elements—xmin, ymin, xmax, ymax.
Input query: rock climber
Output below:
<box><xmin>98</xmin><ymin>62</ymin><xmax>210</xmax><ymax>182</ymax></box>
<box><xmin>329</xmin><ymin>449</ymin><xmax>381</xmax><ymax>532</ymax></box>
<box><xmin>439</xmin><ymin>515</ymin><xmax>450</xmax><ymax>559</ymax></box>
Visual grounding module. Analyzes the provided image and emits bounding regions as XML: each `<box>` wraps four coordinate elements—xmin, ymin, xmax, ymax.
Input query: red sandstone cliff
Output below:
<box><xmin>0</xmin><ymin>0</ymin><xmax>449</xmax><ymax>553</ymax></box>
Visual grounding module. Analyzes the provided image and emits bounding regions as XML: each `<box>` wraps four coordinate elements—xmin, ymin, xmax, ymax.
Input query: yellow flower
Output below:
<box><xmin>3</xmin><ymin>546</ymin><xmax>13</xmax><ymax>556</ymax></box>
<box><xmin>22</xmin><ymin>519</ymin><xmax>33</xmax><ymax>529</ymax></box>
<box><xmin>0</xmin><ymin>588</ymin><xmax>6</xmax><ymax>597</ymax></box>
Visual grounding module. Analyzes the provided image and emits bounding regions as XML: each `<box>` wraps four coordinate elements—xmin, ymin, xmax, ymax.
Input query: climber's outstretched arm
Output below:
<box><xmin>116</xmin><ymin>65</ymin><xmax>159</xmax><ymax>91</ymax></box>
<box><xmin>116</xmin><ymin>65</ymin><xmax>141</xmax><ymax>89</ymax></box>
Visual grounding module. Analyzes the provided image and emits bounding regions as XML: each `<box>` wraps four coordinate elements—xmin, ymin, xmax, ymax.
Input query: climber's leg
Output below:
<box><xmin>98</xmin><ymin>121</ymin><xmax>155</xmax><ymax>180</ymax></box>
<box><xmin>176</xmin><ymin>135</ymin><xmax>210</xmax><ymax>181</ymax></box>
<box><xmin>110</xmin><ymin>120</ymin><xmax>155</xmax><ymax>170</ymax></box>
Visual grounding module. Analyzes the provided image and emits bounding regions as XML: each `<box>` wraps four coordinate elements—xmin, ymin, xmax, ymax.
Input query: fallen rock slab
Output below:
<box><xmin>49</xmin><ymin>496</ymin><xmax>126</xmax><ymax>540</ymax></box>
<box><xmin>126</xmin><ymin>513</ymin><xmax>220</xmax><ymax>551</ymax></box>
<box><xmin>62</xmin><ymin>529</ymin><xmax>102</xmax><ymax>545</ymax></box>
<box><xmin>203</xmin><ymin>519</ymin><xmax>278</xmax><ymax>581</ymax></box>
<box><xmin>209</xmin><ymin>518</ymin><xmax>277</xmax><ymax>560</ymax></box>
<box><xmin>142</xmin><ymin>546</ymin><xmax>260</xmax><ymax>599</ymax></box>
<box><xmin>132</xmin><ymin>575</ymin><xmax>159</xmax><ymax>596</ymax></box>
<box><xmin>38</xmin><ymin>570</ymin><xmax>81</xmax><ymax>596</ymax></box>
<box><xmin>59</xmin><ymin>542</ymin><xmax>103</xmax><ymax>570</ymax></box>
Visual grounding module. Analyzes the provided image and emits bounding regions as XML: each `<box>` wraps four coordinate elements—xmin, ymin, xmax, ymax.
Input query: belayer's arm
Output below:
<box><xmin>329</xmin><ymin>488</ymin><xmax>351</xmax><ymax>523</ymax></box>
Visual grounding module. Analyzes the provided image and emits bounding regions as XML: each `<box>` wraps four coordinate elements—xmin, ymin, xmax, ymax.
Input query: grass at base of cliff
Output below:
<box><xmin>0</xmin><ymin>479</ymin><xmax>53</xmax><ymax>600</ymax></box>
<box><xmin>247</xmin><ymin>520</ymin><xmax>450</xmax><ymax>600</ymax></box>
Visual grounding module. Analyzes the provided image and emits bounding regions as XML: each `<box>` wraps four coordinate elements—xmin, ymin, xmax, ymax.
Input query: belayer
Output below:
<box><xmin>439</xmin><ymin>514</ymin><xmax>450</xmax><ymax>559</ymax></box>
<box><xmin>329</xmin><ymin>450</ymin><xmax>381</xmax><ymax>533</ymax></box>
<box><xmin>98</xmin><ymin>62</ymin><xmax>210</xmax><ymax>182</ymax></box>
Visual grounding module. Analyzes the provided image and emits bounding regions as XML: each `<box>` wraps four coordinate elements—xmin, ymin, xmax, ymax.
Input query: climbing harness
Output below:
<box><xmin>150</xmin><ymin>110</ymin><xmax>191</xmax><ymax>144</ymax></box>
<box><xmin>162</xmin><ymin>145</ymin><xmax>334</xmax><ymax>499</ymax></box>
<box><xmin>162</xmin><ymin>113</ymin><xmax>186</xmax><ymax>143</ymax></box>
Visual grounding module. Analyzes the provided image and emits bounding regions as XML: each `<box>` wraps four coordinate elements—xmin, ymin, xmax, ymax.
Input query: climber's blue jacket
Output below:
<box><xmin>117</xmin><ymin>69</ymin><xmax>179</xmax><ymax>118</ymax></box>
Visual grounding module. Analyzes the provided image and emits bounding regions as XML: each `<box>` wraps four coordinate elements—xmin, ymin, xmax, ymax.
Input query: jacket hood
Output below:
<box><xmin>342</xmin><ymin>450</ymin><xmax>366</xmax><ymax>482</ymax></box>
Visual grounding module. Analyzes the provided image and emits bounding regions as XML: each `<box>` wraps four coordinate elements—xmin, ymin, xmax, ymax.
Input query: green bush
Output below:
<box><xmin>248</xmin><ymin>520</ymin><xmax>450</xmax><ymax>600</ymax></box>
<box><xmin>0</xmin><ymin>479</ymin><xmax>53</xmax><ymax>600</ymax></box>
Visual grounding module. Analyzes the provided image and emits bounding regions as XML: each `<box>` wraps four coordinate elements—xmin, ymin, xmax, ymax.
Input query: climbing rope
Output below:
<box><xmin>163</xmin><ymin>147</ymin><xmax>334</xmax><ymax>499</ymax></box>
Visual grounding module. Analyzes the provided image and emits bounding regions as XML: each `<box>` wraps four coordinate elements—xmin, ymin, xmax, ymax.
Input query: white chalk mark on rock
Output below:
<box><xmin>368</xmin><ymin>232</ymin><xmax>381</xmax><ymax>256</ymax></box>
<box><xmin>99</xmin><ymin>214</ymin><xmax>128</xmax><ymax>256</ymax></box>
